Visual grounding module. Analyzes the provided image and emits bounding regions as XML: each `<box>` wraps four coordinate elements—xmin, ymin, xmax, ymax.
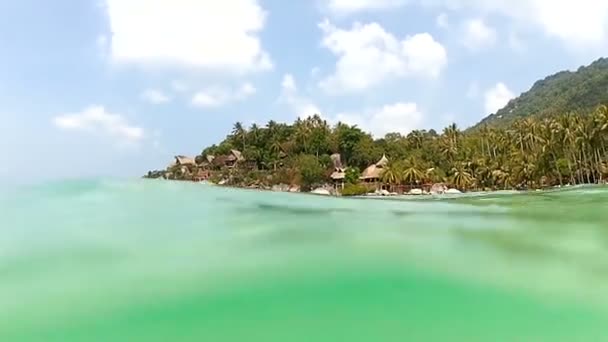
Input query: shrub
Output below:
<box><xmin>297</xmin><ymin>155</ymin><xmax>325</xmax><ymax>191</ymax></box>
<box><xmin>341</xmin><ymin>183</ymin><xmax>369</xmax><ymax>197</ymax></box>
<box><xmin>344</xmin><ymin>167</ymin><xmax>361</xmax><ymax>185</ymax></box>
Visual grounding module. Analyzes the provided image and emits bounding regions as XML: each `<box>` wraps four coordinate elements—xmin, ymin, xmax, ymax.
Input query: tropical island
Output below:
<box><xmin>145</xmin><ymin>58</ymin><xmax>608</xmax><ymax>196</ymax></box>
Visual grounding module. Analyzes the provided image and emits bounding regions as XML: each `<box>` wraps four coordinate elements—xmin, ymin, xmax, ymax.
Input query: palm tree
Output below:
<box><xmin>451</xmin><ymin>163</ymin><xmax>473</xmax><ymax>190</ymax></box>
<box><xmin>232</xmin><ymin>122</ymin><xmax>247</xmax><ymax>151</ymax></box>
<box><xmin>401</xmin><ymin>157</ymin><xmax>424</xmax><ymax>186</ymax></box>
<box><xmin>381</xmin><ymin>163</ymin><xmax>401</xmax><ymax>186</ymax></box>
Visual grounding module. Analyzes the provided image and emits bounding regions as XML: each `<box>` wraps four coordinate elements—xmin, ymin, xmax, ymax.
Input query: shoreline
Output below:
<box><xmin>153</xmin><ymin>178</ymin><xmax>608</xmax><ymax>199</ymax></box>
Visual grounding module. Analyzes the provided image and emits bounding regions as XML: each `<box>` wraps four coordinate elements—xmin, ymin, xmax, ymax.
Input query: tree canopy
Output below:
<box><xmin>476</xmin><ymin>58</ymin><xmax>608</xmax><ymax>128</ymax></box>
<box><xmin>149</xmin><ymin>106</ymin><xmax>608</xmax><ymax>192</ymax></box>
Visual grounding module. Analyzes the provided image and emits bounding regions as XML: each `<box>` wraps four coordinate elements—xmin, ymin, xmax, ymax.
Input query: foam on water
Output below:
<box><xmin>2</xmin><ymin>179</ymin><xmax>608</xmax><ymax>341</ymax></box>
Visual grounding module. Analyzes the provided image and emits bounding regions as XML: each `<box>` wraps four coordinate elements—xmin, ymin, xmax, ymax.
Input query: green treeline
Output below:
<box><xmin>191</xmin><ymin>105</ymin><xmax>608</xmax><ymax>191</ymax></box>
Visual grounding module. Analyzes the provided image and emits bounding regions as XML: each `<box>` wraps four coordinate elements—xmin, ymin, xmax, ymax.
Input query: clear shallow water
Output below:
<box><xmin>2</xmin><ymin>180</ymin><xmax>608</xmax><ymax>341</ymax></box>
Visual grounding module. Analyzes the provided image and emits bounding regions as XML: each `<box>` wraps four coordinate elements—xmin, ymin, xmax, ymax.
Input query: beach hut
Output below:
<box><xmin>330</xmin><ymin>153</ymin><xmax>346</xmax><ymax>190</ymax></box>
<box><xmin>225</xmin><ymin>149</ymin><xmax>245</xmax><ymax>168</ymax></box>
<box><xmin>193</xmin><ymin>169</ymin><xmax>211</xmax><ymax>182</ymax></box>
<box><xmin>360</xmin><ymin>154</ymin><xmax>389</xmax><ymax>184</ymax></box>
<box><xmin>175</xmin><ymin>155</ymin><xmax>196</xmax><ymax>166</ymax></box>
<box><xmin>331</xmin><ymin>168</ymin><xmax>346</xmax><ymax>189</ymax></box>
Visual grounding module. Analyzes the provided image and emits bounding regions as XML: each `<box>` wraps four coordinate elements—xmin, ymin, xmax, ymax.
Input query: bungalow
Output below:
<box><xmin>225</xmin><ymin>149</ymin><xmax>245</xmax><ymax>168</ymax></box>
<box><xmin>173</xmin><ymin>155</ymin><xmax>196</xmax><ymax>167</ymax></box>
<box><xmin>210</xmin><ymin>150</ymin><xmax>246</xmax><ymax>169</ymax></box>
<box><xmin>330</xmin><ymin>153</ymin><xmax>346</xmax><ymax>190</ymax></box>
<box><xmin>167</xmin><ymin>155</ymin><xmax>195</xmax><ymax>172</ymax></box>
<box><xmin>360</xmin><ymin>154</ymin><xmax>389</xmax><ymax>184</ymax></box>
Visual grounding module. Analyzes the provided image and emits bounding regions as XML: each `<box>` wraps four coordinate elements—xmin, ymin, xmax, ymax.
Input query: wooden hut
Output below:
<box><xmin>193</xmin><ymin>169</ymin><xmax>211</xmax><ymax>182</ymax></box>
<box><xmin>360</xmin><ymin>154</ymin><xmax>388</xmax><ymax>184</ymax></box>
<box><xmin>330</xmin><ymin>153</ymin><xmax>346</xmax><ymax>190</ymax></box>
<box><xmin>174</xmin><ymin>155</ymin><xmax>195</xmax><ymax>166</ymax></box>
<box><xmin>225</xmin><ymin>149</ymin><xmax>245</xmax><ymax>168</ymax></box>
<box><xmin>359</xmin><ymin>154</ymin><xmax>390</xmax><ymax>191</ymax></box>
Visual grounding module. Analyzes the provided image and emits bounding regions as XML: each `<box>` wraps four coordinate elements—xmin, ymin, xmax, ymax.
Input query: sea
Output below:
<box><xmin>2</xmin><ymin>179</ymin><xmax>608</xmax><ymax>341</ymax></box>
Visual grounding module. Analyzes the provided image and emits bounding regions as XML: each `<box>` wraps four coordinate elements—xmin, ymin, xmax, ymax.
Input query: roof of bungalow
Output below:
<box><xmin>226</xmin><ymin>149</ymin><xmax>245</xmax><ymax>162</ymax></box>
<box><xmin>360</xmin><ymin>154</ymin><xmax>389</xmax><ymax>180</ymax></box>
<box><xmin>331</xmin><ymin>169</ymin><xmax>346</xmax><ymax>180</ymax></box>
<box><xmin>175</xmin><ymin>155</ymin><xmax>196</xmax><ymax>166</ymax></box>
<box><xmin>376</xmin><ymin>154</ymin><xmax>389</xmax><ymax>167</ymax></box>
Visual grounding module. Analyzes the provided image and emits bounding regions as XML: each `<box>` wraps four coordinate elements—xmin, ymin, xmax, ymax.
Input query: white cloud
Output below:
<box><xmin>281</xmin><ymin>74</ymin><xmax>297</xmax><ymax>92</ymax></box>
<box><xmin>334</xmin><ymin>102</ymin><xmax>425</xmax><ymax>138</ymax></box>
<box><xmin>326</xmin><ymin>0</ymin><xmax>407</xmax><ymax>14</ymax></box>
<box><xmin>141</xmin><ymin>89</ymin><xmax>171</xmax><ymax>104</ymax></box>
<box><xmin>484</xmin><ymin>82</ymin><xmax>515</xmax><ymax>114</ymax></box>
<box><xmin>323</xmin><ymin>0</ymin><xmax>608</xmax><ymax>49</ymax></box>
<box><xmin>279</xmin><ymin>74</ymin><xmax>322</xmax><ymax>118</ymax></box>
<box><xmin>423</xmin><ymin>0</ymin><xmax>608</xmax><ymax>49</ymax></box>
<box><xmin>436</xmin><ymin>13</ymin><xmax>449</xmax><ymax>29</ymax></box>
<box><xmin>318</xmin><ymin>20</ymin><xmax>447</xmax><ymax>94</ymax></box>
<box><xmin>53</xmin><ymin>106</ymin><xmax>144</xmax><ymax>143</ymax></box>
<box><xmin>192</xmin><ymin>83</ymin><xmax>257</xmax><ymax>108</ymax></box>
<box><xmin>462</xmin><ymin>18</ymin><xmax>497</xmax><ymax>50</ymax></box>
<box><xmin>104</xmin><ymin>0</ymin><xmax>272</xmax><ymax>72</ymax></box>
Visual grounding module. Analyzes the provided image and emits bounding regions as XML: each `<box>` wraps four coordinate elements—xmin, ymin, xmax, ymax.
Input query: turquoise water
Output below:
<box><xmin>2</xmin><ymin>180</ymin><xmax>608</xmax><ymax>341</ymax></box>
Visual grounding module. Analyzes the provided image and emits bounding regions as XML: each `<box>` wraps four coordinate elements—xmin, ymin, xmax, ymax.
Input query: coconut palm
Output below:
<box><xmin>231</xmin><ymin>122</ymin><xmax>247</xmax><ymax>151</ymax></box>
<box><xmin>381</xmin><ymin>163</ymin><xmax>401</xmax><ymax>185</ymax></box>
<box><xmin>451</xmin><ymin>163</ymin><xmax>473</xmax><ymax>190</ymax></box>
<box><xmin>401</xmin><ymin>157</ymin><xmax>424</xmax><ymax>185</ymax></box>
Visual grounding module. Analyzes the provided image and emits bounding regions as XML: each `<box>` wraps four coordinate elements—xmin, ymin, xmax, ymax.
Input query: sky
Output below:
<box><xmin>2</xmin><ymin>0</ymin><xmax>608</xmax><ymax>182</ymax></box>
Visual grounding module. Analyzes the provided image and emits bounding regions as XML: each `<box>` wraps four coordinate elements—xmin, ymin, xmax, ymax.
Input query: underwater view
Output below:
<box><xmin>2</xmin><ymin>179</ymin><xmax>608</xmax><ymax>341</ymax></box>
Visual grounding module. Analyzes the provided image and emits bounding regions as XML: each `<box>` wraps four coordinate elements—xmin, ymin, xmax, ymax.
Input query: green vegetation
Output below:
<box><xmin>476</xmin><ymin>58</ymin><xmax>608</xmax><ymax>128</ymax></box>
<box><xmin>341</xmin><ymin>183</ymin><xmax>369</xmax><ymax>197</ymax></box>
<box><xmin>148</xmin><ymin>106</ymin><xmax>608</xmax><ymax>192</ymax></box>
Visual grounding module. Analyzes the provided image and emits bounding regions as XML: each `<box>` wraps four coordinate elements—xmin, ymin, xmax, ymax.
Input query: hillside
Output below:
<box><xmin>476</xmin><ymin>58</ymin><xmax>608</xmax><ymax>128</ymax></box>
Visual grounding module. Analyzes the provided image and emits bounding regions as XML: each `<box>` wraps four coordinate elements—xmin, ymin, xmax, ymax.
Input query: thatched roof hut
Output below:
<box><xmin>376</xmin><ymin>154</ymin><xmax>389</xmax><ymax>167</ymax></box>
<box><xmin>227</xmin><ymin>149</ymin><xmax>245</xmax><ymax>162</ymax></box>
<box><xmin>175</xmin><ymin>155</ymin><xmax>195</xmax><ymax>166</ymax></box>
<box><xmin>360</xmin><ymin>154</ymin><xmax>389</xmax><ymax>181</ymax></box>
<box><xmin>212</xmin><ymin>155</ymin><xmax>229</xmax><ymax>167</ymax></box>
<box><xmin>331</xmin><ymin>168</ymin><xmax>346</xmax><ymax>181</ymax></box>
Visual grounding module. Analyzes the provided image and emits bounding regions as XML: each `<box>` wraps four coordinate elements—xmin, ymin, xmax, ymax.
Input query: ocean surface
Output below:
<box><xmin>2</xmin><ymin>179</ymin><xmax>608</xmax><ymax>341</ymax></box>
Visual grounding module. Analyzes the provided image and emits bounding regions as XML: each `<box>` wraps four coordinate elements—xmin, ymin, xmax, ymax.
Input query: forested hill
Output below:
<box><xmin>475</xmin><ymin>58</ymin><xmax>608</xmax><ymax>128</ymax></box>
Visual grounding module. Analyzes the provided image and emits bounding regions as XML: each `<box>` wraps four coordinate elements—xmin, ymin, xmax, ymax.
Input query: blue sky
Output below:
<box><xmin>1</xmin><ymin>0</ymin><xmax>607</xmax><ymax>182</ymax></box>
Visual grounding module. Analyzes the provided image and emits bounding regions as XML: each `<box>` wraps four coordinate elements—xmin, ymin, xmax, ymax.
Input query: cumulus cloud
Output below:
<box><xmin>281</xmin><ymin>74</ymin><xmax>297</xmax><ymax>92</ymax></box>
<box><xmin>484</xmin><ymin>82</ymin><xmax>515</xmax><ymax>114</ymax></box>
<box><xmin>318</xmin><ymin>20</ymin><xmax>447</xmax><ymax>94</ymax></box>
<box><xmin>424</xmin><ymin>0</ymin><xmax>608</xmax><ymax>49</ymax></box>
<box><xmin>334</xmin><ymin>102</ymin><xmax>425</xmax><ymax>138</ymax></box>
<box><xmin>326</xmin><ymin>0</ymin><xmax>407</xmax><ymax>14</ymax></box>
<box><xmin>462</xmin><ymin>19</ymin><xmax>497</xmax><ymax>50</ymax></box>
<box><xmin>53</xmin><ymin>106</ymin><xmax>144</xmax><ymax>143</ymax></box>
<box><xmin>192</xmin><ymin>83</ymin><xmax>257</xmax><ymax>108</ymax></box>
<box><xmin>141</xmin><ymin>89</ymin><xmax>171</xmax><ymax>104</ymax></box>
<box><xmin>279</xmin><ymin>74</ymin><xmax>322</xmax><ymax>118</ymax></box>
<box><xmin>104</xmin><ymin>0</ymin><xmax>272</xmax><ymax>72</ymax></box>
<box><xmin>323</xmin><ymin>0</ymin><xmax>608</xmax><ymax>49</ymax></box>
